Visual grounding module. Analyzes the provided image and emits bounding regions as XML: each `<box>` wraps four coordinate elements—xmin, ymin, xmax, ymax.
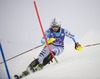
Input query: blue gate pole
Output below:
<box><xmin>0</xmin><ymin>43</ymin><xmax>11</xmax><ymax>79</ymax></box>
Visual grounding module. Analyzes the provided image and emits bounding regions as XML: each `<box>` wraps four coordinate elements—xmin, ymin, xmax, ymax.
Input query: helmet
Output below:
<box><xmin>50</xmin><ymin>18</ymin><xmax>61</xmax><ymax>28</ymax></box>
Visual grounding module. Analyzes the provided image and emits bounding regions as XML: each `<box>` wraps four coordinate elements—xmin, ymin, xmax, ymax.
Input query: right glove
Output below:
<box><xmin>47</xmin><ymin>38</ymin><xmax>56</xmax><ymax>44</ymax></box>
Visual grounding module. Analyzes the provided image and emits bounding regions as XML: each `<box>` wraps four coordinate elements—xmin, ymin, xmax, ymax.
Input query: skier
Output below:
<box><xmin>14</xmin><ymin>18</ymin><xmax>81</xmax><ymax>79</ymax></box>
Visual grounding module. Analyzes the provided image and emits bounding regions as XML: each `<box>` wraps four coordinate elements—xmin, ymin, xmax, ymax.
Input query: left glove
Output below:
<box><xmin>75</xmin><ymin>42</ymin><xmax>82</xmax><ymax>51</ymax></box>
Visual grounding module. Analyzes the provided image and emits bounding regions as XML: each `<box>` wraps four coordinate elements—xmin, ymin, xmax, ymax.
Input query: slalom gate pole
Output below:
<box><xmin>0</xmin><ymin>43</ymin><xmax>11</xmax><ymax>79</ymax></box>
<box><xmin>33</xmin><ymin>1</ymin><xmax>58</xmax><ymax>63</ymax></box>
<box><xmin>0</xmin><ymin>44</ymin><xmax>44</xmax><ymax>64</ymax></box>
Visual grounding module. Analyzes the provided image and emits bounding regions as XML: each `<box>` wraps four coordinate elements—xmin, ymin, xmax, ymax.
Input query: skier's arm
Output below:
<box><xmin>41</xmin><ymin>29</ymin><xmax>51</xmax><ymax>44</ymax></box>
<box><xmin>64</xmin><ymin>29</ymin><xmax>81</xmax><ymax>50</ymax></box>
<box><xmin>64</xmin><ymin>29</ymin><xmax>77</xmax><ymax>43</ymax></box>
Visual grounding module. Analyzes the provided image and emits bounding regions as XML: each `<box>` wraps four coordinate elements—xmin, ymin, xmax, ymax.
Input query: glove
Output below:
<box><xmin>47</xmin><ymin>38</ymin><xmax>56</xmax><ymax>44</ymax></box>
<box><xmin>75</xmin><ymin>42</ymin><xmax>83</xmax><ymax>51</ymax></box>
<box><xmin>46</xmin><ymin>38</ymin><xmax>56</xmax><ymax>45</ymax></box>
<box><xmin>41</xmin><ymin>38</ymin><xmax>56</xmax><ymax>45</ymax></box>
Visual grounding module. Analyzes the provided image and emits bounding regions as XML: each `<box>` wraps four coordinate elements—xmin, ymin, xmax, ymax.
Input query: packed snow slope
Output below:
<box><xmin>1</xmin><ymin>38</ymin><xmax>100</xmax><ymax>79</ymax></box>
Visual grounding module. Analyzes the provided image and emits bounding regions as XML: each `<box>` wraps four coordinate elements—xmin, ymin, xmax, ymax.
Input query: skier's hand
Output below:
<box><xmin>42</xmin><ymin>38</ymin><xmax>56</xmax><ymax>46</ymax></box>
<box><xmin>75</xmin><ymin>42</ymin><xmax>82</xmax><ymax>51</ymax></box>
<box><xmin>47</xmin><ymin>38</ymin><xmax>56</xmax><ymax>44</ymax></box>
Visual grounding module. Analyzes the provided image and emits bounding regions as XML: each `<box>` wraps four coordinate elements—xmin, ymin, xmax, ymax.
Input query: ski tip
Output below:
<box><xmin>14</xmin><ymin>75</ymin><xmax>20</xmax><ymax>79</ymax></box>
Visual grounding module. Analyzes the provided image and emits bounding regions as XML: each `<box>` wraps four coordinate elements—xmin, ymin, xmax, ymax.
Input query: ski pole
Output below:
<box><xmin>76</xmin><ymin>43</ymin><xmax>100</xmax><ymax>51</ymax></box>
<box><xmin>0</xmin><ymin>44</ymin><xmax>44</xmax><ymax>64</ymax></box>
<box><xmin>84</xmin><ymin>43</ymin><xmax>100</xmax><ymax>47</ymax></box>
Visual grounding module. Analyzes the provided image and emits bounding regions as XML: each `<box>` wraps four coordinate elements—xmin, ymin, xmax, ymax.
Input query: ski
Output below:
<box><xmin>14</xmin><ymin>64</ymin><xmax>43</xmax><ymax>79</ymax></box>
<box><xmin>14</xmin><ymin>75</ymin><xmax>20</xmax><ymax>79</ymax></box>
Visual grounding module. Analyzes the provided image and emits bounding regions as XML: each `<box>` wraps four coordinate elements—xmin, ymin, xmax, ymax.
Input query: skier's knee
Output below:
<box><xmin>43</xmin><ymin>52</ymin><xmax>55</xmax><ymax>66</ymax></box>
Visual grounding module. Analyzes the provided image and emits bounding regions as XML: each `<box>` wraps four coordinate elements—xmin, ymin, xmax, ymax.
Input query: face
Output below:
<box><xmin>52</xmin><ymin>26</ymin><xmax>59</xmax><ymax>32</ymax></box>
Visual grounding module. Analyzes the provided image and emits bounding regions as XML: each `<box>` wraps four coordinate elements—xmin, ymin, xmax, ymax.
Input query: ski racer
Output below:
<box><xmin>14</xmin><ymin>18</ymin><xmax>81</xmax><ymax>79</ymax></box>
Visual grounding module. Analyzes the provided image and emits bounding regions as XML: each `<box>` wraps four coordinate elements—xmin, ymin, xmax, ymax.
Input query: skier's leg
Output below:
<box><xmin>43</xmin><ymin>45</ymin><xmax>64</xmax><ymax>66</ymax></box>
<box><xmin>28</xmin><ymin>59</ymin><xmax>39</xmax><ymax>72</ymax></box>
<box><xmin>37</xmin><ymin>46</ymin><xmax>51</xmax><ymax>64</ymax></box>
<box><xmin>33</xmin><ymin>45</ymin><xmax>54</xmax><ymax>70</ymax></box>
<box><xmin>43</xmin><ymin>52</ymin><xmax>55</xmax><ymax>66</ymax></box>
<box><xmin>14</xmin><ymin>47</ymin><xmax>49</xmax><ymax>79</ymax></box>
<box><xmin>28</xmin><ymin>59</ymin><xmax>39</xmax><ymax>68</ymax></box>
<box><xmin>35</xmin><ymin>52</ymin><xmax>55</xmax><ymax>71</ymax></box>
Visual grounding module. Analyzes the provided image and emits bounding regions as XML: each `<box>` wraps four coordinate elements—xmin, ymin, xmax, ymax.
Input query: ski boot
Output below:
<box><xmin>14</xmin><ymin>70</ymin><xmax>29</xmax><ymax>79</ymax></box>
<box><xmin>36</xmin><ymin>64</ymin><xmax>43</xmax><ymax>71</ymax></box>
<box><xmin>29</xmin><ymin>59</ymin><xmax>39</xmax><ymax>68</ymax></box>
<box><xmin>28</xmin><ymin>59</ymin><xmax>40</xmax><ymax>72</ymax></box>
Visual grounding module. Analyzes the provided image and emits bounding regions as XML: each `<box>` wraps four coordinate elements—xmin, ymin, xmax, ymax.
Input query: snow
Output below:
<box><xmin>24</xmin><ymin>47</ymin><xmax>100</xmax><ymax>79</ymax></box>
<box><xmin>1</xmin><ymin>43</ymin><xmax>100</xmax><ymax>79</ymax></box>
<box><xmin>23</xmin><ymin>47</ymin><xmax>100</xmax><ymax>79</ymax></box>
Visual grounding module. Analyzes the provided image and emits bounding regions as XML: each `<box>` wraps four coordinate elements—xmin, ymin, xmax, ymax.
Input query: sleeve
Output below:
<box><xmin>41</xmin><ymin>28</ymin><xmax>51</xmax><ymax>44</ymax></box>
<box><xmin>64</xmin><ymin>29</ymin><xmax>77</xmax><ymax>43</ymax></box>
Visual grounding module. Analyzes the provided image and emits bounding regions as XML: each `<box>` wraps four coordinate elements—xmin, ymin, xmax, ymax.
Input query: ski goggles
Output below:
<box><xmin>51</xmin><ymin>25</ymin><xmax>60</xmax><ymax>28</ymax></box>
